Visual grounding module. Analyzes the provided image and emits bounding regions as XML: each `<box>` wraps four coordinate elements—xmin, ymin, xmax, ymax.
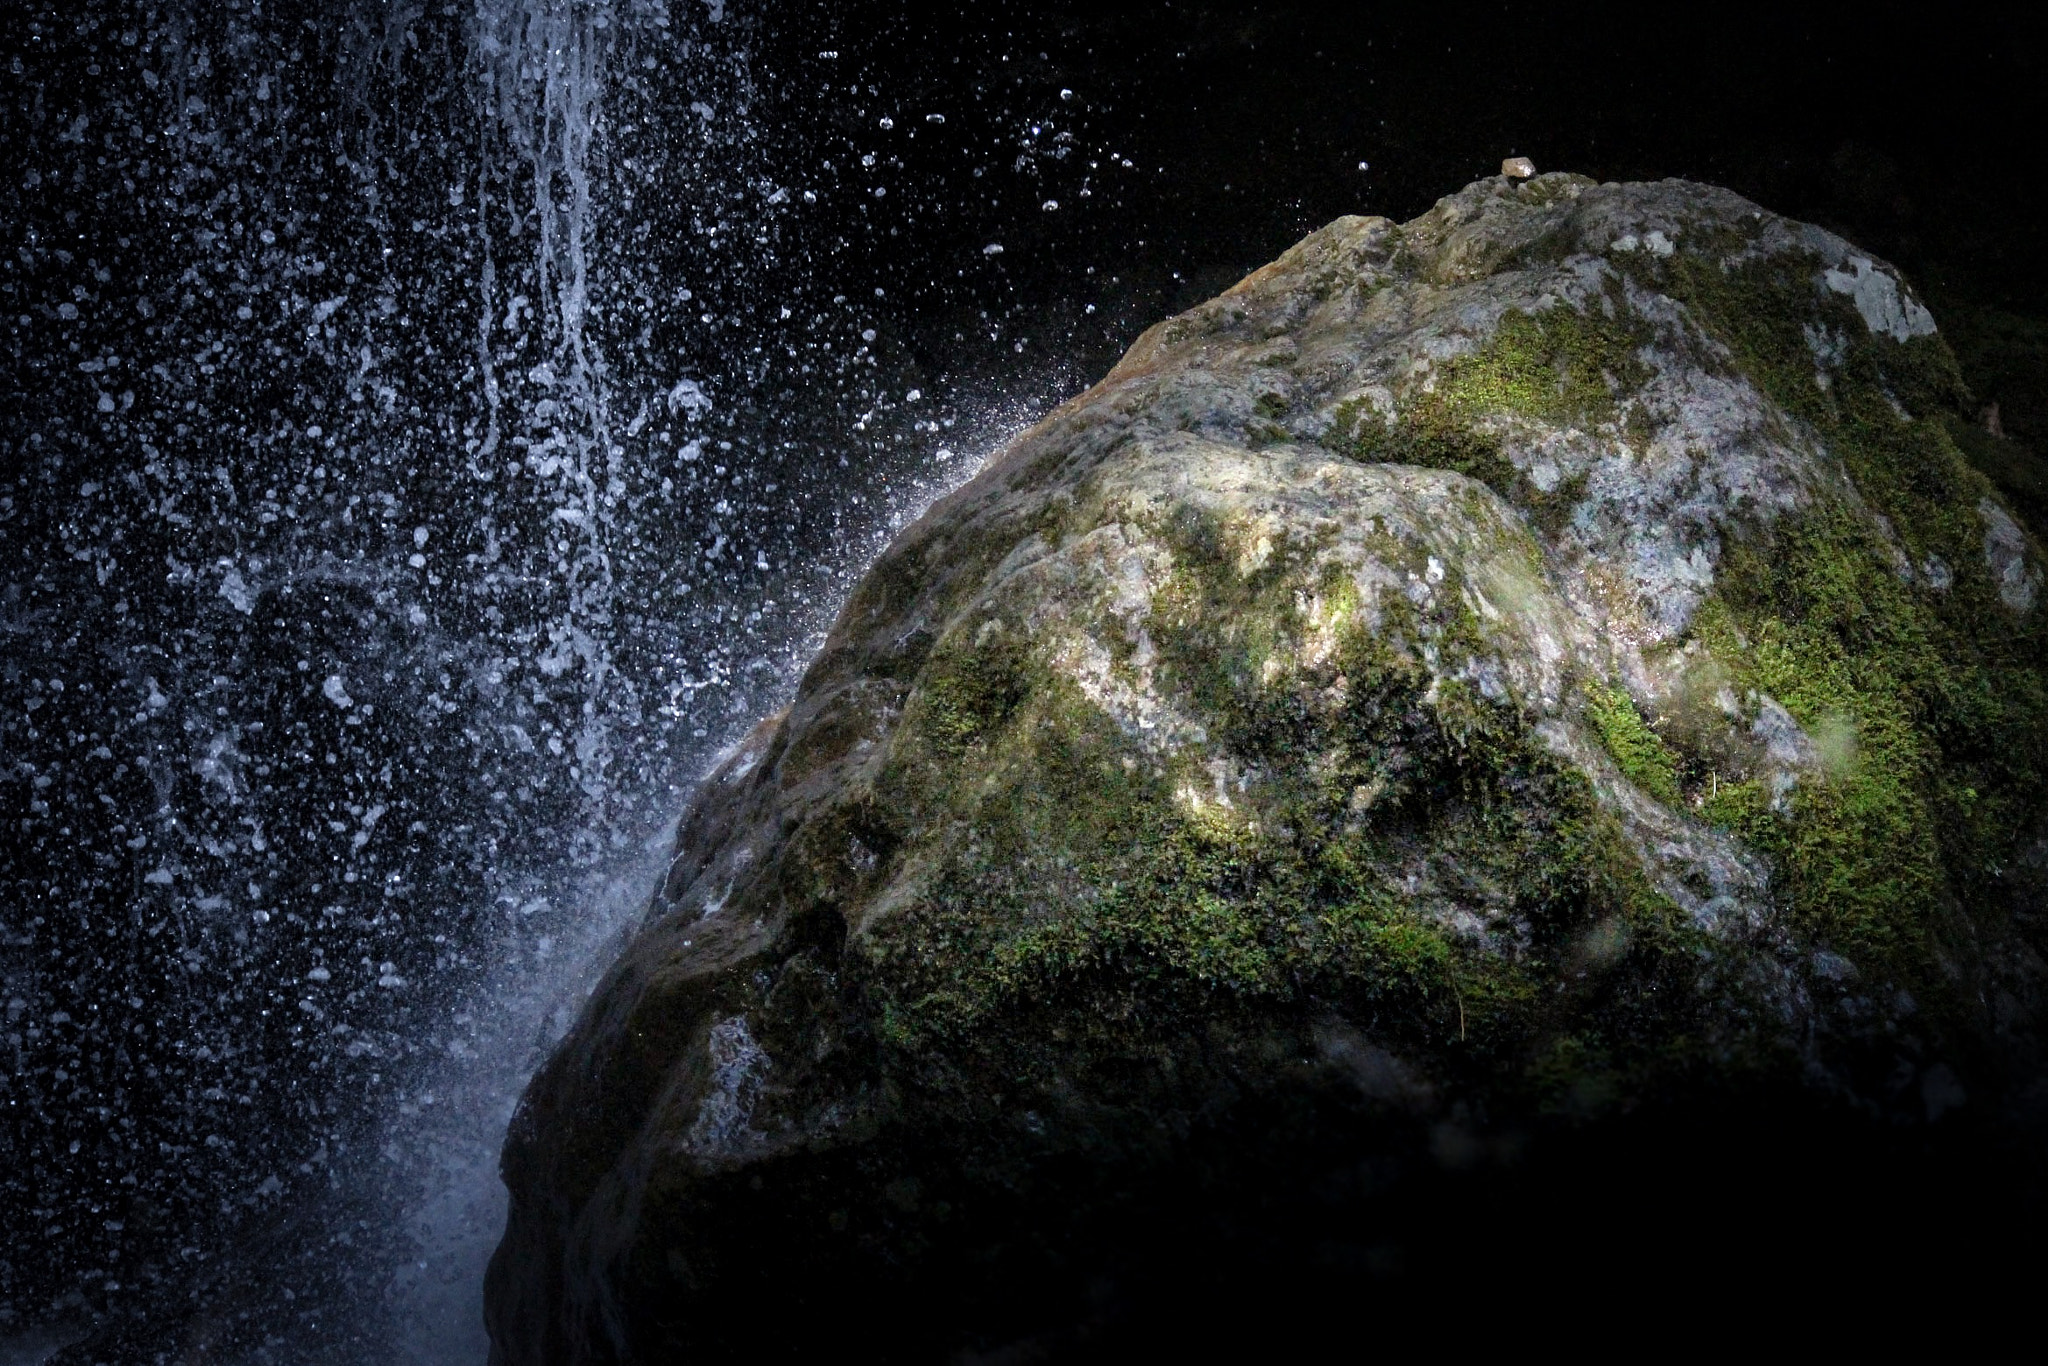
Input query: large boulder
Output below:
<box><xmin>486</xmin><ymin>175</ymin><xmax>2048</xmax><ymax>1360</ymax></box>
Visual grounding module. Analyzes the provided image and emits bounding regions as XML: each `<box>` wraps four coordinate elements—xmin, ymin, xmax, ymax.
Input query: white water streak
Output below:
<box><xmin>471</xmin><ymin>0</ymin><xmax>644</xmax><ymax>804</ymax></box>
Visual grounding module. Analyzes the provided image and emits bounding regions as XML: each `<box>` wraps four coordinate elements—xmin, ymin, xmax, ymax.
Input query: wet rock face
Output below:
<box><xmin>486</xmin><ymin>176</ymin><xmax>2048</xmax><ymax>1361</ymax></box>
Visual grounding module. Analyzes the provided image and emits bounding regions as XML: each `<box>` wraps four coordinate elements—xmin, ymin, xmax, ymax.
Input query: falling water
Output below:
<box><xmin>0</xmin><ymin>2</ymin><xmax>798</xmax><ymax>1358</ymax></box>
<box><xmin>470</xmin><ymin>0</ymin><xmax>627</xmax><ymax>814</ymax></box>
<box><xmin>1</xmin><ymin>2</ymin><xmax>1110</xmax><ymax>1358</ymax></box>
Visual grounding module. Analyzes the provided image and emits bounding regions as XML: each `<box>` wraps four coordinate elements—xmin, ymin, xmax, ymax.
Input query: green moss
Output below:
<box><xmin>1698</xmin><ymin>776</ymin><xmax>1775</xmax><ymax>846</ymax></box>
<box><xmin>1652</xmin><ymin>275</ymin><xmax>2048</xmax><ymax>981</ymax></box>
<box><xmin>873</xmin><ymin>655</ymin><xmax>1547</xmax><ymax>1044</ymax></box>
<box><xmin>857</xmin><ymin>507</ymin><xmax>1735</xmax><ymax>1111</ymax></box>
<box><xmin>1327</xmin><ymin>294</ymin><xmax>1650</xmax><ymax>505</ymax></box>
<box><xmin>1246</xmin><ymin>420</ymin><xmax>1293</xmax><ymax>450</ymax></box>
<box><xmin>1631</xmin><ymin>245</ymin><xmax>2048</xmax><ymax>974</ymax></box>
<box><xmin>1437</xmin><ymin>300</ymin><xmax>1651</xmax><ymax>427</ymax></box>
<box><xmin>1028</xmin><ymin>495</ymin><xmax>1072</xmax><ymax>552</ymax></box>
<box><xmin>1334</xmin><ymin>398</ymin><xmax>1519</xmax><ymax>495</ymax></box>
<box><xmin>914</xmin><ymin>640</ymin><xmax>1030</xmax><ymax>753</ymax></box>
<box><xmin>1692</xmin><ymin>521</ymin><xmax>1957</xmax><ymax>963</ymax></box>
<box><xmin>1585</xmin><ymin>684</ymin><xmax>1682</xmax><ymax>804</ymax></box>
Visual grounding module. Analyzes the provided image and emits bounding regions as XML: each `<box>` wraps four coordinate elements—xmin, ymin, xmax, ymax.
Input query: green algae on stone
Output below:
<box><xmin>1585</xmin><ymin>683</ymin><xmax>1683</xmax><ymax>805</ymax></box>
<box><xmin>1638</xmin><ymin>242</ymin><xmax>2048</xmax><ymax>978</ymax></box>
<box><xmin>1327</xmin><ymin>294</ymin><xmax>1651</xmax><ymax>504</ymax></box>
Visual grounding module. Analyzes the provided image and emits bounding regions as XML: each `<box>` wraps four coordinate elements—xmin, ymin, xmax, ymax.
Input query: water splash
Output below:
<box><xmin>0</xmin><ymin>2</ymin><xmax>756</xmax><ymax>1357</ymax></box>
<box><xmin>0</xmin><ymin>4</ymin><xmax>1095</xmax><ymax>1358</ymax></box>
<box><xmin>470</xmin><ymin>0</ymin><xmax>632</xmax><ymax>811</ymax></box>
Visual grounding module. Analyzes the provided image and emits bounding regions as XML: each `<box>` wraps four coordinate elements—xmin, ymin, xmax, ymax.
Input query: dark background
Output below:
<box><xmin>767</xmin><ymin>0</ymin><xmax>2048</xmax><ymax>445</ymax></box>
<box><xmin>5</xmin><ymin>0</ymin><xmax>2043</xmax><ymax>1356</ymax></box>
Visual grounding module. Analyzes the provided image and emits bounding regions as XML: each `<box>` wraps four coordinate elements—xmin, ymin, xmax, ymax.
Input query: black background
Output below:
<box><xmin>764</xmin><ymin>0</ymin><xmax>2048</xmax><ymax>442</ymax></box>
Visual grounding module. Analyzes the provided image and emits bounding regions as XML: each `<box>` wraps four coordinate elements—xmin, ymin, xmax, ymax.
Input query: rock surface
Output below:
<box><xmin>487</xmin><ymin>175</ymin><xmax>2048</xmax><ymax>1360</ymax></box>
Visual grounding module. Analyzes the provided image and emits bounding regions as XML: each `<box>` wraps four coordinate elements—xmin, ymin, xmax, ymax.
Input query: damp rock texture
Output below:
<box><xmin>487</xmin><ymin>176</ymin><xmax>2048</xmax><ymax>1361</ymax></box>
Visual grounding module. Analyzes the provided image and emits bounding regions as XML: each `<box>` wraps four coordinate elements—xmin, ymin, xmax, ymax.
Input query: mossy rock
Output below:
<box><xmin>487</xmin><ymin>175</ymin><xmax>2048</xmax><ymax>1361</ymax></box>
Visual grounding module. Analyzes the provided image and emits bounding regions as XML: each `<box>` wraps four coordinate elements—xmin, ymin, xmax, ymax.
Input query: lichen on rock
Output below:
<box><xmin>486</xmin><ymin>174</ymin><xmax>2048</xmax><ymax>1362</ymax></box>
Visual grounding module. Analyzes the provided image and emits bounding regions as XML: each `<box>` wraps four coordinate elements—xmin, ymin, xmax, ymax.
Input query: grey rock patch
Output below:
<box><xmin>1822</xmin><ymin>255</ymin><xmax>1937</xmax><ymax>342</ymax></box>
<box><xmin>1803</xmin><ymin>321</ymin><xmax>1847</xmax><ymax>371</ymax></box>
<box><xmin>684</xmin><ymin>1015</ymin><xmax>770</xmax><ymax>1158</ymax></box>
<box><xmin>1980</xmin><ymin>497</ymin><xmax>2040</xmax><ymax>611</ymax></box>
<box><xmin>1752</xmin><ymin>696</ymin><xmax>1821</xmax><ymax>769</ymax></box>
<box><xmin>1812</xmin><ymin>951</ymin><xmax>1857</xmax><ymax>982</ymax></box>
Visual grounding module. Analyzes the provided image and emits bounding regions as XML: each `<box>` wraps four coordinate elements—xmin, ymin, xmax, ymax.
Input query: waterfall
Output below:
<box><xmin>0</xmin><ymin>3</ymin><xmax>775</xmax><ymax>1360</ymax></box>
<box><xmin>469</xmin><ymin>0</ymin><xmax>629</xmax><ymax>814</ymax></box>
<box><xmin>0</xmin><ymin>1</ymin><xmax>1065</xmax><ymax>1356</ymax></box>
<box><xmin>369</xmin><ymin>10</ymin><xmax>706</xmax><ymax>1357</ymax></box>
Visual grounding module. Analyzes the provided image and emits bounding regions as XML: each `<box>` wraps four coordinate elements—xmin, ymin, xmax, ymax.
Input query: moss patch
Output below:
<box><xmin>1435</xmin><ymin>298</ymin><xmax>1652</xmax><ymax>427</ymax></box>
<box><xmin>915</xmin><ymin>638</ymin><xmax>1030</xmax><ymax>753</ymax></box>
<box><xmin>1655</xmin><ymin>250</ymin><xmax>2048</xmax><ymax>980</ymax></box>
<box><xmin>1328</xmin><ymin>291</ymin><xmax>1651</xmax><ymax>506</ymax></box>
<box><xmin>1585</xmin><ymin>684</ymin><xmax>1682</xmax><ymax>804</ymax></box>
<box><xmin>858</xmin><ymin>509</ymin><xmax>1742</xmax><ymax>1114</ymax></box>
